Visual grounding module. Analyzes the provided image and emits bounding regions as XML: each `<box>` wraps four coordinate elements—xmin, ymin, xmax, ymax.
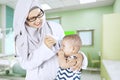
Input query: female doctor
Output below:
<box><xmin>13</xmin><ymin>0</ymin><xmax>88</xmax><ymax>80</ymax></box>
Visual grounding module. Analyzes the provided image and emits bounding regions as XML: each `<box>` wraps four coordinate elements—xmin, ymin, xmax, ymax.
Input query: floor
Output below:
<box><xmin>0</xmin><ymin>70</ymin><xmax>101</xmax><ymax>80</ymax></box>
<box><xmin>81</xmin><ymin>70</ymin><xmax>101</xmax><ymax>80</ymax></box>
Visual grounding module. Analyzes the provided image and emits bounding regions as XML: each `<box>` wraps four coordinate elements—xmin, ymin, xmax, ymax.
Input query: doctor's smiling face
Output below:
<box><xmin>26</xmin><ymin>7</ymin><xmax>44</xmax><ymax>28</ymax></box>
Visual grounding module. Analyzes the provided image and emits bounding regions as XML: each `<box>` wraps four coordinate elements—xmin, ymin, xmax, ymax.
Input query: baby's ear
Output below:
<box><xmin>72</xmin><ymin>47</ymin><xmax>77</xmax><ymax>53</ymax></box>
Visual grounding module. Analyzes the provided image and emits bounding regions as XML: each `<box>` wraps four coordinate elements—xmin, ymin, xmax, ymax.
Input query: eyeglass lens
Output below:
<box><xmin>27</xmin><ymin>9</ymin><xmax>44</xmax><ymax>22</ymax></box>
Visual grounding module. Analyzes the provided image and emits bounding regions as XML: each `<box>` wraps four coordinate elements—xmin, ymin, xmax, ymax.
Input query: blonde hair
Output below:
<box><xmin>63</xmin><ymin>34</ymin><xmax>82</xmax><ymax>52</ymax></box>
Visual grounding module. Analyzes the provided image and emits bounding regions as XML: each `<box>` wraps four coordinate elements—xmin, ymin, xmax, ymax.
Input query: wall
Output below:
<box><xmin>46</xmin><ymin>6</ymin><xmax>113</xmax><ymax>62</ymax></box>
<box><xmin>113</xmin><ymin>0</ymin><xmax>120</xmax><ymax>13</ymax></box>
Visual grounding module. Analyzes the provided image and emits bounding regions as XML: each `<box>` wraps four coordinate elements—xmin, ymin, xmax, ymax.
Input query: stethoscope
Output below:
<box><xmin>14</xmin><ymin>21</ymin><xmax>59</xmax><ymax>58</ymax></box>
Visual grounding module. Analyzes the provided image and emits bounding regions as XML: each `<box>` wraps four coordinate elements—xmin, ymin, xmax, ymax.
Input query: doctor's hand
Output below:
<box><xmin>44</xmin><ymin>35</ymin><xmax>56</xmax><ymax>49</ymax></box>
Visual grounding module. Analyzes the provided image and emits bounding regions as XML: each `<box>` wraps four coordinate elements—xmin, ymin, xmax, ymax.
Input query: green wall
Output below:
<box><xmin>113</xmin><ymin>0</ymin><xmax>120</xmax><ymax>13</ymax></box>
<box><xmin>46</xmin><ymin>6</ymin><xmax>113</xmax><ymax>64</ymax></box>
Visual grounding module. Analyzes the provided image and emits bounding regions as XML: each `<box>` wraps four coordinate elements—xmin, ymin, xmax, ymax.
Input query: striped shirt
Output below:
<box><xmin>55</xmin><ymin>67</ymin><xmax>81</xmax><ymax>80</ymax></box>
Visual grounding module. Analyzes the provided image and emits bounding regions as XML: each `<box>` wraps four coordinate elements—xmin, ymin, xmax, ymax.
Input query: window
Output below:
<box><xmin>47</xmin><ymin>17</ymin><xmax>61</xmax><ymax>24</ymax></box>
<box><xmin>77</xmin><ymin>29</ymin><xmax>94</xmax><ymax>46</ymax></box>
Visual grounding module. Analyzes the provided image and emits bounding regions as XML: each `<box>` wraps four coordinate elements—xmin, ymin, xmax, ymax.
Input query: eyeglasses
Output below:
<box><xmin>26</xmin><ymin>9</ymin><xmax>44</xmax><ymax>22</ymax></box>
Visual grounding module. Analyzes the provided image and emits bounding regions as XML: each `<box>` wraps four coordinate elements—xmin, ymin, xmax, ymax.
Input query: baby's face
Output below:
<box><xmin>61</xmin><ymin>40</ymin><xmax>73</xmax><ymax>57</ymax></box>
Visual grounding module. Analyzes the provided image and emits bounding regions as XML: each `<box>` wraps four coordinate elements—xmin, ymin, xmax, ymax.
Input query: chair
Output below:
<box><xmin>87</xmin><ymin>53</ymin><xmax>100</xmax><ymax>68</ymax></box>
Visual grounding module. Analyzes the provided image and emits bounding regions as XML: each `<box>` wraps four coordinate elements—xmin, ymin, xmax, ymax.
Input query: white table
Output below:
<box><xmin>102</xmin><ymin>60</ymin><xmax>120</xmax><ymax>80</ymax></box>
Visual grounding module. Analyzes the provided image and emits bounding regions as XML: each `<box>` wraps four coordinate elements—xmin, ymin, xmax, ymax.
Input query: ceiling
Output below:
<box><xmin>0</xmin><ymin>0</ymin><xmax>115</xmax><ymax>13</ymax></box>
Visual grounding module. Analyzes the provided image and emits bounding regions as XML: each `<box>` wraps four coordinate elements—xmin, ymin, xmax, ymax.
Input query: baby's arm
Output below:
<box><xmin>58</xmin><ymin>50</ymin><xmax>76</xmax><ymax>69</ymax></box>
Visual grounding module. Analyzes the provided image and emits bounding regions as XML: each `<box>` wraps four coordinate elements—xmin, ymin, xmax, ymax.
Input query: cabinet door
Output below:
<box><xmin>102</xmin><ymin>13</ymin><xmax>120</xmax><ymax>60</ymax></box>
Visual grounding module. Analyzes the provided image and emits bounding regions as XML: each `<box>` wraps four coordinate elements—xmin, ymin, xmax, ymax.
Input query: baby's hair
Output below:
<box><xmin>63</xmin><ymin>34</ymin><xmax>82</xmax><ymax>52</ymax></box>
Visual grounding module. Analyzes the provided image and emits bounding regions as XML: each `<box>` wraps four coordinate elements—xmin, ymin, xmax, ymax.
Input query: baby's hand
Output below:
<box><xmin>67</xmin><ymin>58</ymin><xmax>77</xmax><ymax>67</ymax></box>
<box><xmin>71</xmin><ymin>53</ymin><xmax>83</xmax><ymax>71</ymax></box>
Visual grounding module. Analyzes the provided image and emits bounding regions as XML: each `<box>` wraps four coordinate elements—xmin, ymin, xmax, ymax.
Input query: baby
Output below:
<box><xmin>55</xmin><ymin>34</ymin><xmax>83</xmax><ymax>80</ymax></box>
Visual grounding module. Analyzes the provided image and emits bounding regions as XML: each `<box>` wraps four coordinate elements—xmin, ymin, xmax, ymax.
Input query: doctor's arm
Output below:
<box><xmin>15</xmin><ymin>39</ymin><xmax>56</xmax><ymax>70</ymax></box>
